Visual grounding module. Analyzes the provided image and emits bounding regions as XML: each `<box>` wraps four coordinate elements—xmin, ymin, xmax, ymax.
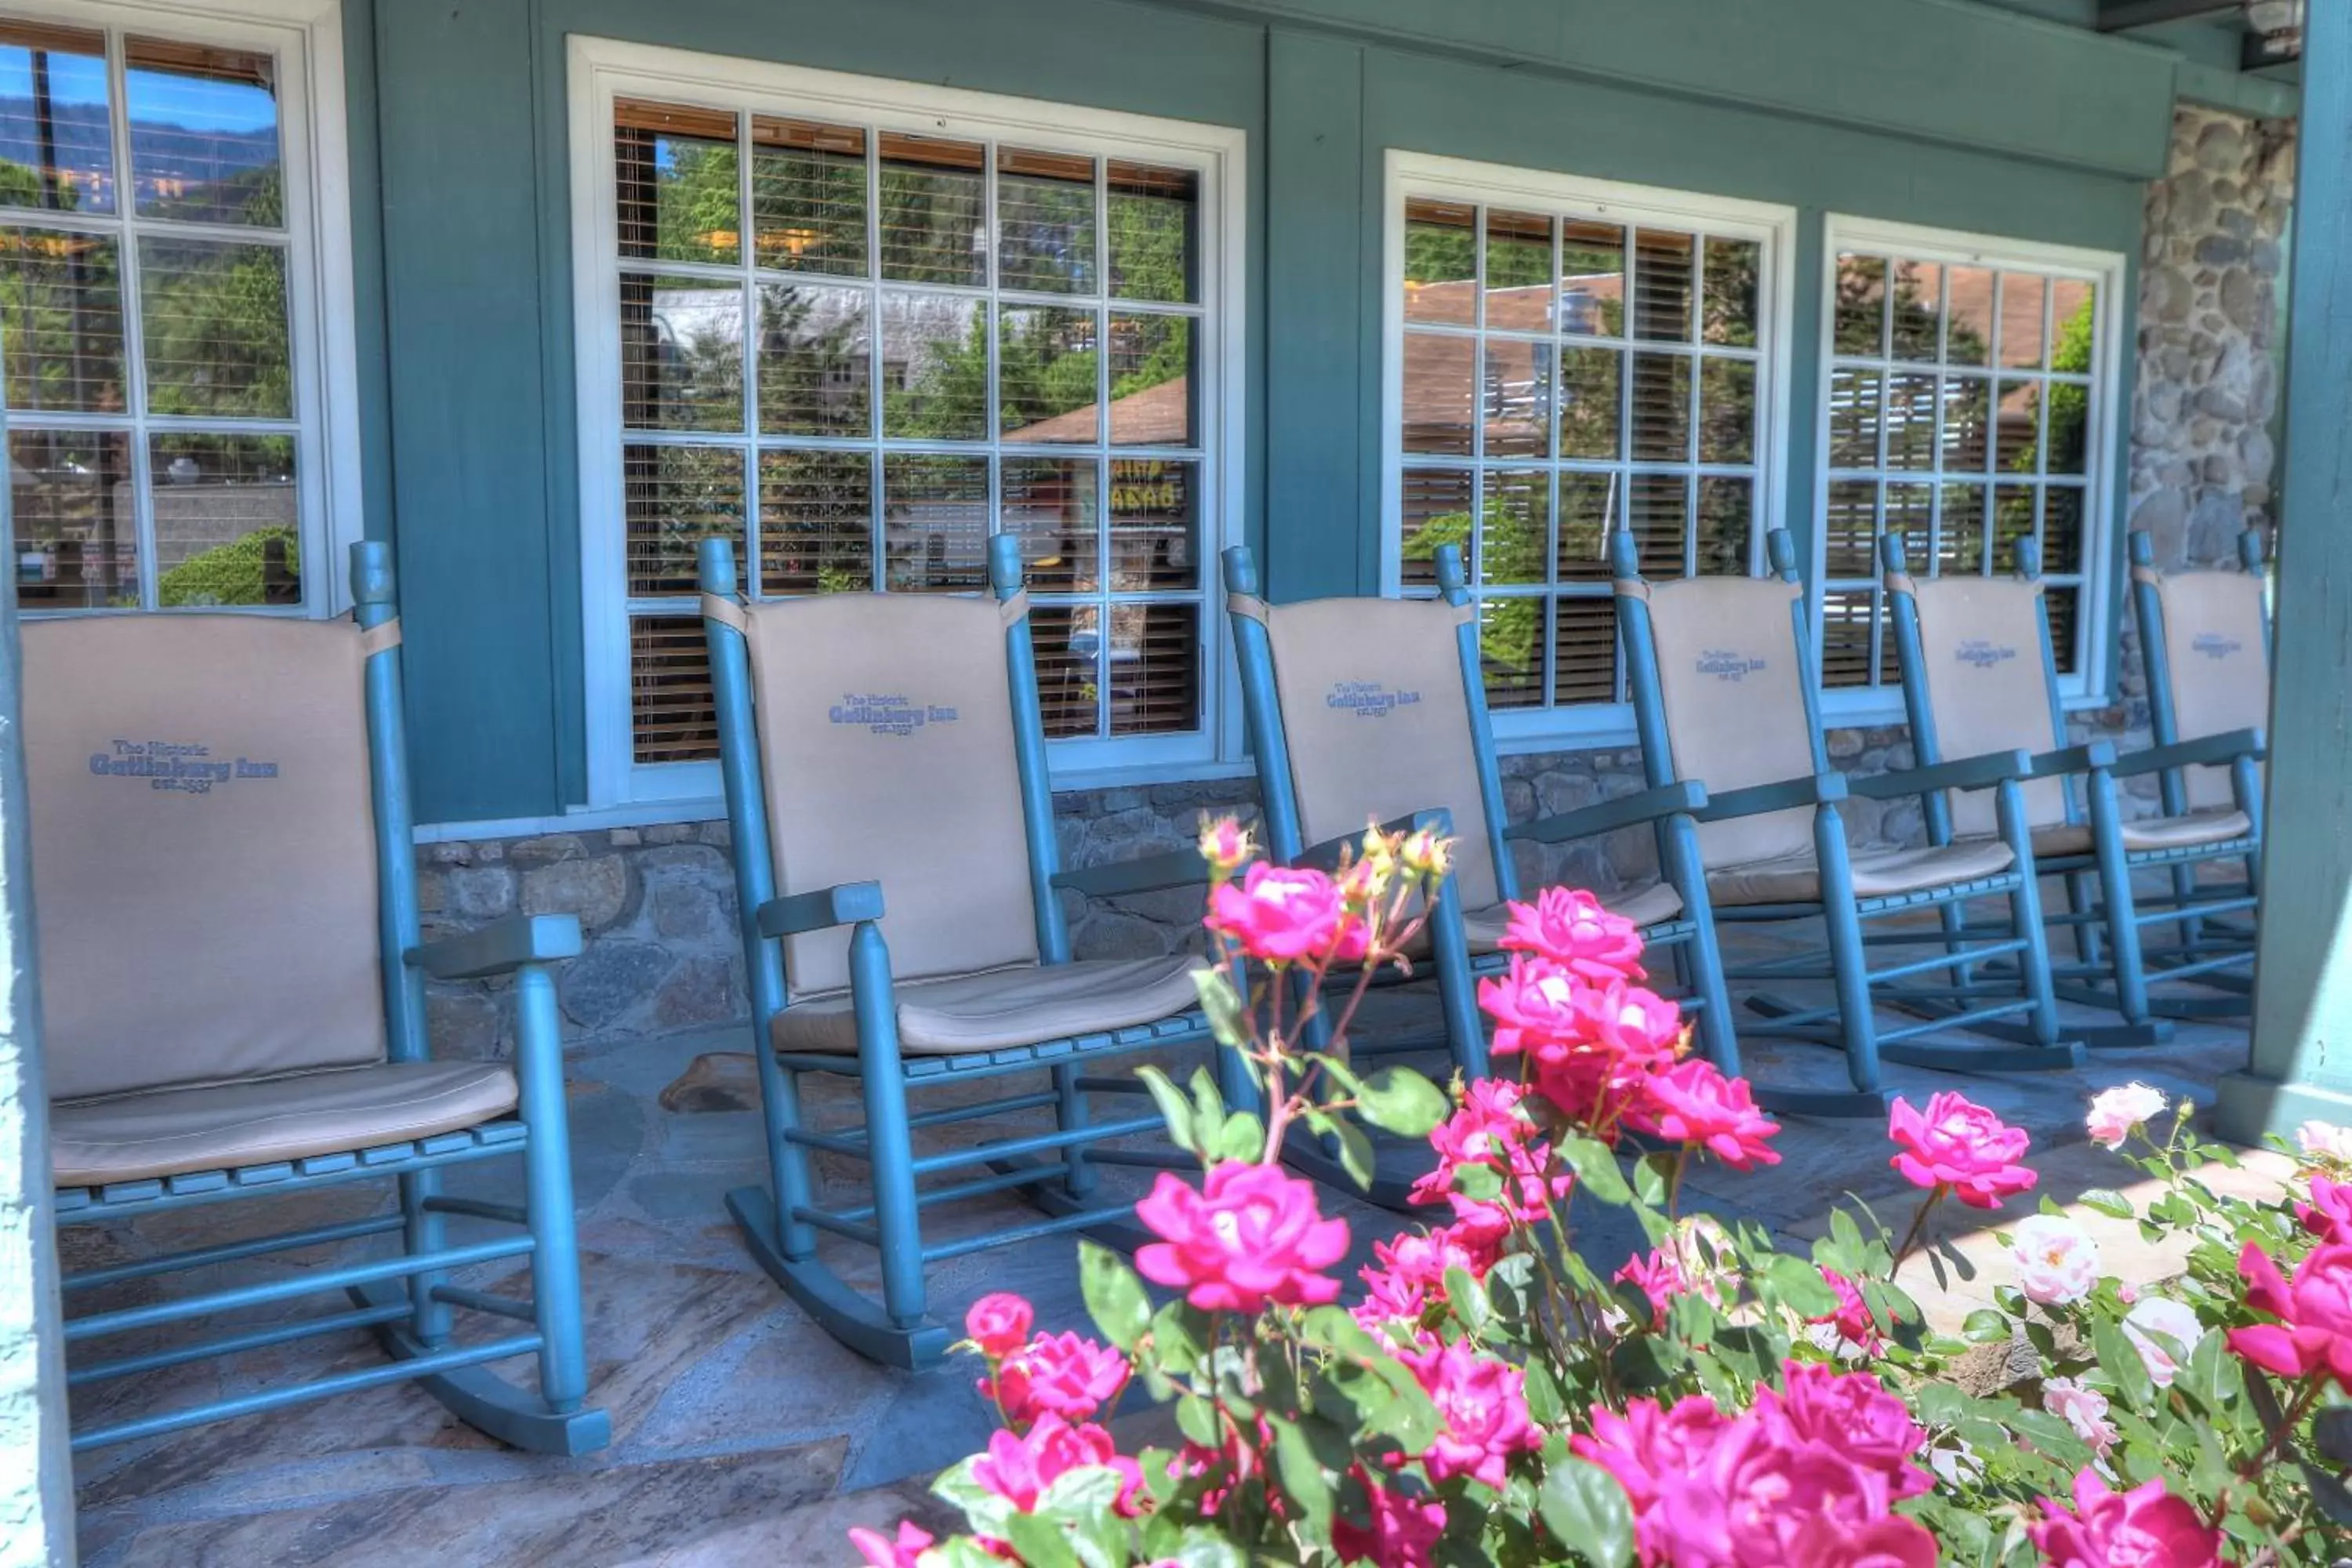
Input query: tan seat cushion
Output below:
<box><xmin>1707</xmin><ymin>838</ymin><xmax>2015</xmax><ymax>907</ymax></box>
<box><xmin>771</xmin><ymin>953</ymin><xmax>1207</xmax><ymax>1056</ymax></box>
<box><xmin>1460</xmin><ymin>882</ymin><xmax>1684</xmax><ymax>953</ymax></box>
<box><xmin>53</xmin><ymin>1062</ymin><xmax>518</xmax><ymax>1188</ymax></box>
<box><xmin>2030</xmin><ymin>808</ymin><xmax>2255</xmax><ymax>859</ymax></box>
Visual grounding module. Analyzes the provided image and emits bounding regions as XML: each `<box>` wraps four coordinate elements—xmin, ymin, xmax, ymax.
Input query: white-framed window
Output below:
<box><xmin>1816</xmin><ymin>218</ymin><xmax>2122</xmax><ymax>712</ymax></box>
<box><xmin>568</xmin><ymin>38</ymin><xmax>1247</xmax><ymax>808</ymax></box>
<box><xmin>1382</xmin><ymin>151</ymin><xmax>1795</xmax><ymax>746</ymax></box>
<box><xmin>0</xmin><ymin>0</ymin><xmax>360</xmax><ymax>616</ymax></box>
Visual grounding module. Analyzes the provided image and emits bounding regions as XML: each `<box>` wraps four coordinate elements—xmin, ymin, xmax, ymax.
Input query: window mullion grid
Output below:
<box><xmin>1539</xmin><ymin>203</ymin><xmax>1563</xmax><ymax>710</ymax></box>
<box><xmin>103</xmin><ymin>27</ymin><xmax>158</xmax><ymax>610</ymax></box>
<box><xmin>1685</xmin><ymin>239</ymin><xmax>1702</xmax><ymax>580</ymax></box>
<box><xmin>863</xmin><ymin>122</ymin><xmax>885</xmax><ymax>588</ymax></box>
<box><xmin>1093</xmin><ymin>156</ymin><xmax>1114</xmax><ymax>739</ymax></box>
<box><xmin>737</xmin><ymin>110</ymin><xmax>759</xmax><ymax>604</ymax></box>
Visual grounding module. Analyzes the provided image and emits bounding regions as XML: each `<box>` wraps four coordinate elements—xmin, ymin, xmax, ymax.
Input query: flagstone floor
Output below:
<box><xmin>64</xmin><ymin>919</ymin><xmax>2268</xmax><ymax>1566</ymax></box>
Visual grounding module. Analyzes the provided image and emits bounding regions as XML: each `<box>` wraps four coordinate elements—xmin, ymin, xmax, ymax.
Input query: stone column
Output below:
<box><xmin>2216</xmin><ymin>5</ymin><xmax>2352</xmax><ymax>1146</ymax></box>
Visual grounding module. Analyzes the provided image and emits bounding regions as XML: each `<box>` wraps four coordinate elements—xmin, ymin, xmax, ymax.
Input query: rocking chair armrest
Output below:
<box><xmin>1051</xmin><ymin>847</ymin><xmax>1212</xmax><ymax>900</ymax></box>
<box><xmin>2109</xmin><ymin>727</ymin><xmax>2267</xmax><ymax>779</ymax></box>
<box><xmin>1848</xmin><ymin>747</ymin><xmax>2034</xmax><ymax>799</ymax></box>
<box><xmin>1505</xmin><ymin>779</ymin><xmax>1709</xmax><ymax>845</ymax></box>
<box><xmin>1294</xmin><ymin>809</ymin><xmax>1455</xmax><ymax>874</ymax></box>
<box><xmin>407</xmin><ymin>913</ymin><xmax>583</xmax><ymax>980</ymax></box>
<box><xmin>2028</xmin><ymin>740</ymin><xmax>2121</xmax><ymax>779</ymax></box>
<box><xmin>1692</xmin><ymin>771</ymin><xmax>1847</xmax><ymax>822</ymax></box>
<box><xmin>756</xmin><ymin>881</ymin><xmax>887</xmax><ymax>938</ymax></box>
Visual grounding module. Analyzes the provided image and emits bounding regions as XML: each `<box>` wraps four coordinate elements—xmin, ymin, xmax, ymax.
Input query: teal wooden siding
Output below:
<box><xmin>360</xmin><ymin>0</ymin><xmax>2181</xmax><ymax>825</ymax></box>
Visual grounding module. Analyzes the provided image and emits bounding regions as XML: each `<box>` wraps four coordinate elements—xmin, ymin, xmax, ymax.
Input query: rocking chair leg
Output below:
<box><xmin>1813</xmin><ymin>809</ymin><xmax>1884</xmax><ymax>1095</ymax></box>
<box><xmin>849</xmin><ymin>924</ymin><xmax>928</xmax><ymax>1333</ymax></box>
<box><xmin>517</xmin><ymin>964</ymin><xmax>590</xmax><ymax>1417</ymax></box>
<box><xmin>1050</xmin><ymin>1064</ymin><xmax>1098</xmax><ymax>1202</ymax></box>
<box><xmin>2065</xmin><ymin>869</ymin><xmax>2101</xmax><ymax>967</ymax></box>
<box><xmin>1664</xmin><ymin>818</ymin><xmax>1740</xmax><ymax>1079</ymax></box>
<box><xmin>2087</xmin><ymin>770</ymin><xmax>2153</xmax><ymax>1028</ymax></box>
<box><xmin>397</xmin><ymin>1167</ymin><xmax>453</xmax><ymax>1349</ymax></box>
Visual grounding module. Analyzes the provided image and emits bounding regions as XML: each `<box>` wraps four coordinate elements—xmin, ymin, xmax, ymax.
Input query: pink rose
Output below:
<box><xmin>1197</xmin><ymin>816</ymin><xmax>1253</xmax><ymax>875</ymax></box>
<box><xmin>989</xmin><ymin>1330</ymin><xmax>1131</xmax><ymax>1427</ymax></box>
<box><xmin>1395</xmin><ymin>1336</ymin><xmax>1541</xmax><ymax>1487</ymax></box>
<box><xmin>1787</xmin><ymin>1514</ymin><xmax>1938</xmax><ymax>1568</ymax></box>
<box><xmin>1135</xmin><ymin>1161</ymin><xmax>1348</xmax><ymax>1313</ymax></box>
<box><xmin>1887</xmin><ymin>1091</ymin><xmax>2036</xmax><ymax>1209</ymax></box>
<box><xmin>971</xmin><ymin>1415</ymin><xmax>1142</xmax><ymax>1516</ymax></box>
<box><xmin>1613</xmin><ymin>1245</ymin><xmax>1693</xmax><ymax>1330</ymax></box>
<box><xmin>2299</xmin><ymin>1173</ymin><xmax>2352</xmax><ymax>1244</ymax></box>
<box><xmin>2084</xmin><ymin>1082</ymin><xmax>2166</xmax><ymax>1150</ymax></box>
<box><xmin>2009</xmin><ymin>1214</ymin><xmax>2101</xmax><ymax>1307</ymax></box>
<box><xmin>2229</xmin><ymin>1240</ymin><xmax>2352</xmax><ymax>1389</ymax></box>
<box><xmin>2042</xmin><ymin>1377</ymin><xmax>2118</xmax><ymax>1456</ymax></box>
<box><xmin>964</xmin><ymin>1291</ymin><xmax>1033</xmax><ymax>1360</ymax></box>
<box><xmin>2299</xmin><ymin>1120</ymin><xmax>2352</xmax><ymax>1163</ymax></box>
<box><xmin>1205</xmin><ymin>863</ymin><xmax>1367</xmax><ymax>964</ymax></box>
<box><xmin>1354</xmin><ymin>1222</ymin><xmax>1502</xmax><ymax>1330</ymax></box>
<box><xmin>2122</xmin><ymin>1296</ymin><xmax>2203</xmax><ymax>1388</ymax></box>
<box><xmin>1624</xmin><ymin>1058</ymin><xmax>1781</xmax><ymax>1171</ymax></box>
<box><xmin>1653</xmin><ymin>1416</ymin><xmax>1889</xmax><ymax>1566</ymax></box>
<box><xmin>1807</xmin><ymin>1268</ymin><xmax>1883</xmax><ymax>1354</ymax></box>
<box><xmin>1498</xmin><ymin>887</ymin><xmax>1646</xmax><ymax>983</ymax></box>
<box><xmin>1570</xmin><ymin>1393</ymin><xmax>1733</xmax><ymax>1521</ymax></box>
<box><xmin>1330</xmin><ymin>1472</ymin><xmax>1446</xmax><ymax>1568</ymax></box>
<box><xmin>2029</xmin><ymin>1471</ymin><xmax>2222</xmax><ymax>1568</ymax></box>
<box><xmin>1407</xmin><ymin>1078</ymin><xmax>1573</xmax><ymax>1225</ymax></box>
<box><xmin>1753</xmin><ymin>1362</ymin><xmax>1931</xmax><ymax>1500</ymax></box>
<box><xmin>848</xmin><ymin>1520</ymin><xmax>934</xmax><ymax>1568</ymax></box>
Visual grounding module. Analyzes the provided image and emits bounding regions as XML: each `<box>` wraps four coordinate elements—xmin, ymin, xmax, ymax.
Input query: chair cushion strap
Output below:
<box><xmin>998</xmin><ymin>589</ymin><xmax>1029</xmax><ymax>627</ymax></box>
<box><xmin>358</xmin><ymin>619</ymin><xmax>401</xmax><ymax>659</ymax></box>
<box><xmin>2130</xmin><ymin>564</ymin><xmax>2164</xmax><ymax>586</ymax></box>
<box><xmin>700</xmin><ymin>593</ymin><xmax>750</xmax><ymax>633</ymax></box>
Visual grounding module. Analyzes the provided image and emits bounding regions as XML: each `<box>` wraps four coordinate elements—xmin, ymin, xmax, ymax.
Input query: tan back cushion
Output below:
<box><xmin>1258</xmin><ymin>597</ymin><xmax>1497</xmax><ymax>910</ymax></box>
<box><xmin>740</xmin><ymin>593</ymin><xmax>1039</xmax><ymax>996</ymax></box>
<box><xmin>1905</xmin><ymin>577</ymin><xmax>2067</xmax><ymax>837</ymax></box>
<box><xmin>2154</xmin><ymin>571</ymin><xmax>2270</xmax><ymax>811</ymax></box>
<box><xmin>1641</xmin><ymin>577</ymin><xmax>1815</xmax><ymax>868</ymax></box>
<box><xmin>24</xmin><ymin>616</ymin><xmax>387</xmax><ymax>1102</ymax></box>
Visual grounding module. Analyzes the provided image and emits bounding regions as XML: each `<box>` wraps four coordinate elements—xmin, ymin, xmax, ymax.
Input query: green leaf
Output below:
<box><xmin>1357</xmin><ymin>1067</ymin><xmax>1450</xmax><ymax>1137</ymax></box>
<box><xmin>1445</xmin><ymin>1265</ymin><xmax>1491</xmax><ymax>1334</ymax></box>
<box><xmin>1004</xmin><ymin>1512</ymin><xmax>1081</xmax><ymax>1568</ymax></box>
<box><xmin>1174</xmin><ymin>1393</ymin><xmax>1220</xmax><ymax>1448</ymax></box>
<box><xmin>1271</xmin><ymin>1418</ymin><xmax>1335</xmax><ymax>1538</ymax></box>
<box><xmin>1559</xmin><ymin>1134</ymin><xmax>1632</xmax><ymax>1205</ymax></box>
<box><xmin>1764</xmin><ymin>1254</ymin><xmax>1840</xmax><ymax>1318</ymax></box>
<box><xmin>1453</xmin><ymin>1160</ymin><xmax>1505</xmax><ymax>1202</ymax></box>
<box><xmin>1191</xmin><ymin>967</ymin><xmax>1250</xmax><ymax>1049</ymax></box>
<box><xmin>2078</xmin><ymin>1187</ymin><xmax>2136</xmax><ymax>1220</ymax></box>
<box><xmin>2093</xmin><ymin>1319</ymin><xmax>2157</xmax><ymax>1409</ymax></box>
<box><xmin>1186</xmin><ymin>1068</ymin><xmax>1228</xmax><ymax>1141</ymax></box>
<box><xmin>1212</xmin><ymin>1110</ymin><xmax>1265</xmax><ymax>1163</ymax></box>
<box><xmin>1537</xmin><ymin>1457</ymin><xmax>1635</xmax><ymax>1568</ymax></box>
<box><xmin>1633</xmin><ymin>1151</ymin><xmax>1675</xmax><ymax>1208</ymax></box>
<box><xmin>1134</xmin><ymin>1065</ymin><xmax>1197</xmax><ymax>1155</ymax></box>
<box><xmin>1079</xmin><ymin>1240</ymin><xmax>1152</xmax><ymax>1351</ymax></box>
<box><xmin>1162</xmin><ymin>1530</ymin><xmax>1246</xmax><ymax>1568</ymax></box>
<box><xmin>1523</xmin><ymin>1358</ymin><xmax>1566</xmax><ymax>1425</ymax></box>
<box><xmin>1962</xmin><ymin>1308</ymin><xmax>2013</xmax><ymax>1345</ymax></box>
<box><xmin>1331</xmin><ymin>1117</ymin><xmax>1376</xmax><ymax>1192</ymax></box>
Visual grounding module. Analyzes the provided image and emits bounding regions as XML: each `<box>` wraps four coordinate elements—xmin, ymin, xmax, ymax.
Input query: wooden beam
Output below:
<box><xmin>2216</xmin><ymin>0</ymin><xmax>2352</xmax><ymax>1144</ymax></box>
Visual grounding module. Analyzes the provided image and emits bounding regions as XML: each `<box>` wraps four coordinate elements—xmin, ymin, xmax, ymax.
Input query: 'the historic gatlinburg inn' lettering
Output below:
<box><xmin>2190</xmin><ymin>632</ymin><xmax>2244</xmax><ymax>660</ymax></box>
<box><xmin>1955</xmin><ymin>640</ymin><xmax>2019</xmax><ymax>669</ymax></box>
<box><xmin>1696</xmin><ymin>651</ymin><xmax>1767</xmax><ymax>681</ymax></box>
<box><xmin>1327</xmin><ymin>681</ymin><xmax>1421</xmax><ymax>719</ymax></box>
<box><xmin>828</xmin><ymin>694</ymin><xmax>960</xmax><ymax>737</ymax></box>
<box><xmin>89</xmin><ymin>739</ymin><xmax>279</xmax><ymax>795</ymax></box>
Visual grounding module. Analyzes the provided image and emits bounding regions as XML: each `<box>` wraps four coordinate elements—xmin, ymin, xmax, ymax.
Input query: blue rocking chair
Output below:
<box><xmin>1610</xmin><ymin>528</ymin><xmax>2083</xmax><ymax>1118</ymax></box>
<box><xmin>29</xmin><ymin>544</ymin><xmax>605</xmax><ymax>1454</ymax></box>
<box><xmin>1220</xmin><ymin>541</ymin><xmax>1733</xmax><ymax>1200</ymax></box>
<box><xmin>2123</xmin><ymin>527</ymin><xmax>2272</xmax><ymax>1003</ymax></box>
<box><xmin>1881</xmin><ymin>532</ymin><xmax>2263</xmax><ymax>1043</ymax></box>
<box><xmin>698</xmin><ymin>535</ymin><xmax>1239</xmax><ymax>1367</ymax></box>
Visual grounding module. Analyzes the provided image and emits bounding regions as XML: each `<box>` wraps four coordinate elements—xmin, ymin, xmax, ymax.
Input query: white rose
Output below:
<box><xmin>2009</xmin><ymin>1214</ymin><xmax>2101</xmax><ymax>1307</ymax></box>
<box><xmin>2085</xmin><ymin>1082</ymin><xmax>2167</xmax><ymax>1149</ymax></box>
<box><xmin>2121</xmin><ymin>1296</ymin><xmax>2205</xmax><ymax>1388</ymax></box>
<box><xmin>2298</xmin><ymin>1120</ymin><xmax>2352</xmax><ymax>1163</ymax></box>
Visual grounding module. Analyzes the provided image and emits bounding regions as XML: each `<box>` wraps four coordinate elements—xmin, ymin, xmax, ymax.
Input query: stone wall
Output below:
<box><xmin>422</xmin><ymin>104</ymin><xmax>2296</xmax><ymax>1061</ymax></box>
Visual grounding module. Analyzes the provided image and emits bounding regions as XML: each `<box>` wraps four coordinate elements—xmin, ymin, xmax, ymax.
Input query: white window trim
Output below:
<box><xmin>566</xmin><ymin>36</ymin><xmax>1248</xmax><ymax>811</ymax></box>
<box><xmin>2</xmin><ymin>0</ymin><xmax>363</xmax><ymax>615</ymax></box>
<box><xmin>1380</xmin><ymin>151</ymin><xmax>1798</xmax><ymax>754</ymax></box>
<box><xmin>1813</xmin><ymin>215</ymin><xmax>2127</xmax><ymax>728</ymax></box>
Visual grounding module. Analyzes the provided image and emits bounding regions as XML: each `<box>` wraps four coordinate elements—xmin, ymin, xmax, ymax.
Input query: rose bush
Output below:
<box><xmin>858</xmin><ymin>820</ymin><xmax>2352</xmax><ymax>1566</ymax></box>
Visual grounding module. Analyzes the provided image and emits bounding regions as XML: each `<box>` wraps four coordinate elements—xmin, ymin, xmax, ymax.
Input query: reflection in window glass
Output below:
<box><xmin>151</xmin><ymin>433</ymin><xmax>299</xmax><ymax>605</ymax></box>
<box><xmin>1403</xmin><ymin>197</ymin><xmax>1475</xmax><ymax>326</ymax></box>
<box><xmin>1820</xmin><ymin>235</ymin><xmax>2106</xmax><ymax>688</ymax></box>
<box><xmin>1484</xmin><ymin>209</ymin><xmax>1552</xmax><ymax>332</ymax></box>
<box><xmin>1632</xmin><ymin>229</ymin><xmax>1693</xmax><ymax>343</ymax></box>
<box><xmin>0</xmin><ymin>20</ymin><xmax>114</xmax><ymax>213</ymax></box>
<box><xmin>0</xmin><ymin>225</ymin><xmax>125</xmax><ymax>411</ymax></box>
<box><xmin>613</xmin><ymin>95</ymin><xmax>1215</xmax><ymax>759</ymax></box>
<box><xmin>8</xmin><ymin>427</ymin><xmax>136</xmax><ymax>608</ymax></box>
<box><xmin>137</xmin><ymin>237</ymin><xmax>291</xmax><ymax>417</ymax></box>
<box><xmin>125</xmin><ymin>36</ymin><xmax>281</xmax><ymax>225</ymax></box>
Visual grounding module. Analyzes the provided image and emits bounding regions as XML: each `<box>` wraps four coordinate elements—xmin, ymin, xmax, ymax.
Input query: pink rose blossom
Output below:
<box><xmin>2085</xmin><ymin>1082</ymin><xmax>2166</xmax><ymax>1150</ymax></box>
<box><xmin>2299</xmin><ymin>1120</ymin><xmax>2352</xmax><ymax>1163</ymax></box>
<box><xmin>1807</xmin><ymin>1269</ymin><xmax>1883</xmax><ymax>1354</ymax></box>
<box><xmin>1329</xmin><ymin>1472</ymin><xmax>1447</xmax><ymax>1568</ymax></box>
<box><xmin>1354</xmin><ymin>1222</ymin><xmax>1502</xmax><ymax>1330</ymax></box>
<box><xmin>988</xmin><ymin>1330</ymin><xmax>1131</xmax><ymax>1427</ymax></box>
<box><xmin>1887</xmin><ymin>1091</ymin><xmax>2037</xmax><ymax>1209</ymax></box>
<box><xmin>1395</xmin><ymin>1336</ymin><xmax>1541</xmax><ymax>1488</ymax></box>
<box><xmin>1753</xmin><ymin>1362</ymin><xmax>1931</xmax><ymax>1501</ymax></box>
<box><xmin>1787</xmin><ymin>1514</ymin><xmax>1939</xmax><ymax>1568</ymax></box>
<box><xmin>2042</xmin><ymin>1377</ymin><xmax>2118</xmax><ymax>1456</ymax></box>
<box><xmin>2228</xmin><ymin>1240</ymin><xmax>2352</xmax><ymax>1389</ymax></box>
<box><xmin>1407</xmin><ymin>1078</ymin><xmax>1573</xmax><ymax>1225</ymax></box>
<box><xmin>1481</xmin><ymin>959</ymin><xmax>1683</xmax><ymax>1129</ymax></box>
<box><xmin>2122</xmin><ymin>1296</ymin><xmax>2204</xmax><ymax>1388</ymax></box>
<box><xmin>1197</xmin><ymin>816</ymin><xmax>1253</xmax><ymax>876</ymax></box>
<box><xmin>963</xmin><ymin>1291</ymin><xmax>1033</xmax><ymax>1360</ymax></box>
<box><xmin>1650</xmin><ymin>1415</ymin><xmax>1891</xmax><ymax>1566</ymax></box>
<box><xmin>848</xmin><ymin>1520</ymin><xmax>934</xmax><ymax>1567</ymax></box>
<box><xmin>2009</xmin><ymin>1214</ymin><xmax>2102</xmax><ymax>1307</ymax></box>
<box><xmin>1498</xmin><ymin>887</ymin><xmax>1646</xmax><ymax>983</ymax></box>
<box><xmin>971</xmin><ymin>1415</ymin><xmax>1143</xmax><ymax>1516</ymax></box>
<box><xmin>2029</xmin><ymin>1471</ymin><xmax>2222</xmax><ymax>1568</ymax></box>
<box><xmin>1624</xmin><ymin>1058</ymin><xmax>1781</xmax><ymax>1171</ymax></box>
<box><xmin>2299</xmin><ymin>1174</ymin><xmax>2352</xmax><ymax>1244</ymax></box>
<box><xmin>1205</xmin><ymin>863</ymin><xmax>1367</xmax><ymax>964</ymax></box>
<box><xmin>1135</xmin><ymin>1161</ymin><xmax>1348</xmax><ymax>1313</ymax></box>
<box><xmin>1570</xmin><ymin>1393</ymin><xmax>1733</xmax><ymax>1523</ymax></box>
<box><xmin>1613</xmin><ymin>1246</ymin><xmax>1693</xmax><ymax>1331</ymax></box>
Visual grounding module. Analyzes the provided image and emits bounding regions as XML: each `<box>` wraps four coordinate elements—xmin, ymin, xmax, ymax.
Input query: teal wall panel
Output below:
<box><xmin>362</xmin><ymin>0</ymin><xmax>2190</xmax><ymax>822</ymax></box>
